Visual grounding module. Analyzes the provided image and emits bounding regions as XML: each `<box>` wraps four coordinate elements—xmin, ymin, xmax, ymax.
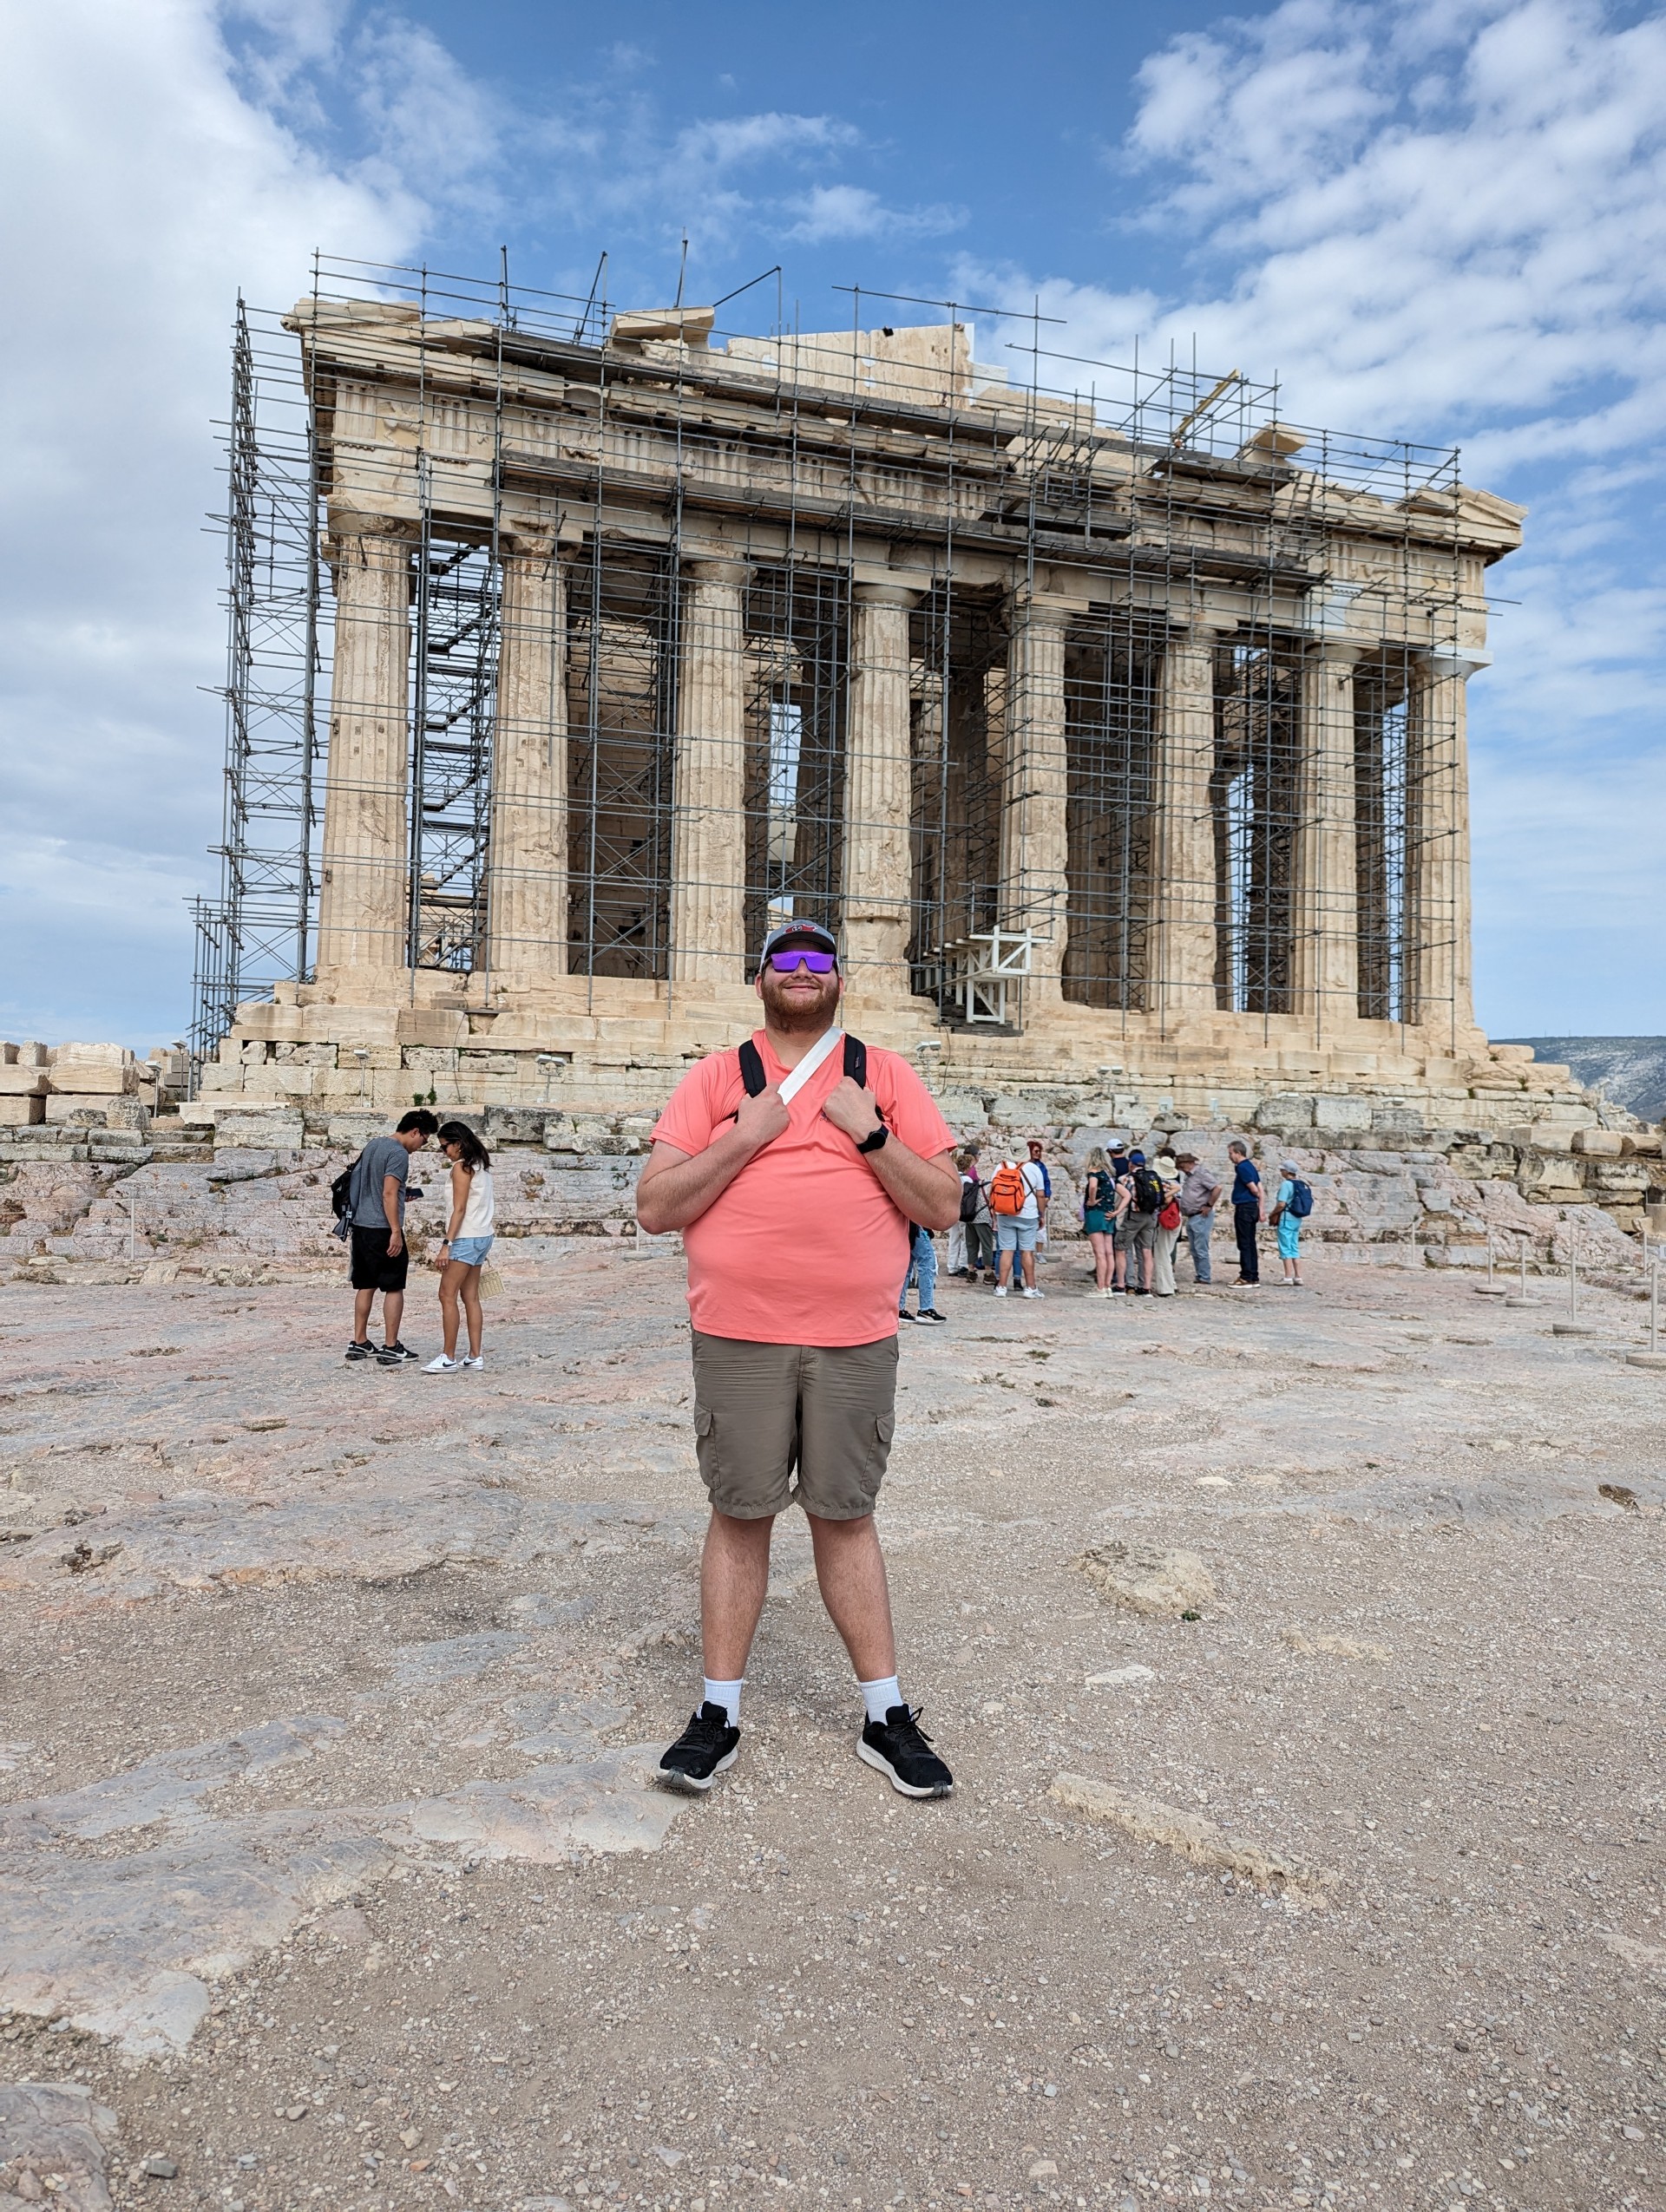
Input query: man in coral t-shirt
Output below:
<box><xmin>637</xmin><ymin>920</ymin><xmax>961</xmax><ymax>1801</ymax></box>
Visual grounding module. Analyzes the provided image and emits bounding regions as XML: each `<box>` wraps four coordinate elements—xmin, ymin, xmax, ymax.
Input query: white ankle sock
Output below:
<box><xmin>703</xmin><ymin>1678</ymin><xmax>744</xmax><ymax>1725</ymax></box>
<box><xmin>859</xmin><ymin>1674</ymin><xmax>902</xmax><ymax>1724</ymax></box>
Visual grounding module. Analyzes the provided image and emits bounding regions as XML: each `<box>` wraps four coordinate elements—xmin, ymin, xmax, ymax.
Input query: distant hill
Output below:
<box><xmin>1499</xmin><ymin>1037</ymin><xmax>1666</xmax><ymax>1123</ymax></box>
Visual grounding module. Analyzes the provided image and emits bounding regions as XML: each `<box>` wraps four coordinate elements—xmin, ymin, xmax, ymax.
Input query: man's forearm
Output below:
<box><xmin>865</xmin><ymin>1140</ymin><xmax>960</xmax><ymax>1230</ymax></box>
<box><xmin>636</xmin><ymin>1129</ymin><xmax>761</xmax><ymax>1234</ymax></box>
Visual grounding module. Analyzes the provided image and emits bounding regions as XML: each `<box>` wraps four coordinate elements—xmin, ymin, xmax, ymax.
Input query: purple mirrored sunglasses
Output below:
<box><xmin>767</xmin><ymin>948</ymin><xmax>837</xmax><ymax>973</ymax></box>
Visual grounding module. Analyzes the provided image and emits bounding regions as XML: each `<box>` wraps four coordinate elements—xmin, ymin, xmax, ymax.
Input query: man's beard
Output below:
<box><xmin>759</xmin><ymin>972</ymin><xmax>840</xmax><ymax>1035</ymax></box>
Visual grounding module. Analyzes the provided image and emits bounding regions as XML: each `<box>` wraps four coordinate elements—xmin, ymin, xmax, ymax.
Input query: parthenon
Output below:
<box><xmin>194</xmin><ymin>259</ymin><xmax>1580</xmax><ymax>1140</ymax></box>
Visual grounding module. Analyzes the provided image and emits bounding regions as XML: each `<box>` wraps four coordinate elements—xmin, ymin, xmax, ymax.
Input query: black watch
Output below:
<box><xmin>856</xmin><ymin>1122</ymin><xmax>889</xmax><ymax>1155</ymax></box>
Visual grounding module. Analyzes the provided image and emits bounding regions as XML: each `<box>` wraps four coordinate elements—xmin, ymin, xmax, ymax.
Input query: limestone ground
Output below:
<box><xmin>0</xmin><ymin>1243</ymin><xmax>1663</xmax><ymax>2212</ymax></box>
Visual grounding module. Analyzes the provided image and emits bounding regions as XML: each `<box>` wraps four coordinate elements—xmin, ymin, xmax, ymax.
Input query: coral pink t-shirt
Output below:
<box><xmin>650</xmin><ymin>1031</ymin><xmax>957</xmax><ymax>1346</ymax></box>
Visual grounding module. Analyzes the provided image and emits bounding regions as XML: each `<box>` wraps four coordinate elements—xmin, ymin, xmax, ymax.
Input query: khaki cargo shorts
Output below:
<box><xmin>690</xmin><ymin>1332</ymin><xmax>899</xmax><ymax>1522</ymax></box>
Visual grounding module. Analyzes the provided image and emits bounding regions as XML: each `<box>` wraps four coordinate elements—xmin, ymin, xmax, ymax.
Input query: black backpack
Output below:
<box><xmin>959</xmin><ymin>1176</ymin><xmax>981</xmax><ymax>1224</ymax></box>
<box><xmin>330</xmin><ymin>1150</ymin><xmax>364</xmax><ymax>1241</ymax></box>
<box><xmin>729</xmin><ymin>1032</ymin><xmax>869</xmax><ymax>1119</ymax></box>
<box><xmin>1132</xmin><ymin>1166</ymin><xmax>1164</xmax><ymax>1214</ymax></box>
<box><xmin>331</xmin><ymin>1153</ymin><xmax>361</xmax><ymax>1218</ymax></box>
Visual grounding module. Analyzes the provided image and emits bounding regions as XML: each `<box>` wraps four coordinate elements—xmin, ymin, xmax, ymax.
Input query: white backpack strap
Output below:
<box><xmin>777</xmin><ymin>1025</ymin><xmax>845</xmax><ymax>1107</ymax></box>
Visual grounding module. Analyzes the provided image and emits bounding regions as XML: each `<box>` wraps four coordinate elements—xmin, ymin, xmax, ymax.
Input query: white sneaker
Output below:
<box><xmin>462</xmin><ymin>1354</ymin><xmax>485</xmax><ymax>1369</ymax></box>
<box><xmin>1021</xmin><ymin>1286</ymin><xmax>1044</xmax><ymax>1299</ymax></box>
<box><xmin>423</xmin><ymin>1354</ymin><xmax>464</xmax><ymax>1373</ymax></box>
<box><xmin>994</xmin><ymin>1284</ymin><xmax>1009</xmax><ymax>1298</ymax></box>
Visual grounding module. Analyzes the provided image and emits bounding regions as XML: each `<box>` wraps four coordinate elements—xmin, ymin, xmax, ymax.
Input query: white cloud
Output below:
<box><xmin>672</xmin><ymin>113</ymin><xmax>856</xmax><ymax>170</ymax></box>
<box><xmin>351</xmin><ymin>16</ymin><xmax>505</xmax><ymax>203</ymax></box>
<box><xmin>957</xmin><ymin>0</ymin><xmax>1666</xmax><ymax>1030</ymax></box>
<box><xmin>785</xmin><ymin>184</ymin><xmax>964</xmax><ymax>245</ymax></box>
<box><xmin>0</xmin><ymin>0</ymin><xmax>422</xmax><ymax>1048</ymax></box>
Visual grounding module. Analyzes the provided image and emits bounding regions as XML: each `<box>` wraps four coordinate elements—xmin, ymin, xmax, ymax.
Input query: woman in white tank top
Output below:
<box><xmin>426</xmin><ymin>1120</ymin><xmax>495</xmax><ymax>1372</ymax></box>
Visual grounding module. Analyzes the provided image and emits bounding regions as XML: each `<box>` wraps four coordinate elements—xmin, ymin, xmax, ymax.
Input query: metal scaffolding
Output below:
<box><xmin>194</xmin><ymin>252</ymin><xmax>1482</xmax><ymax>1057</ymax></box>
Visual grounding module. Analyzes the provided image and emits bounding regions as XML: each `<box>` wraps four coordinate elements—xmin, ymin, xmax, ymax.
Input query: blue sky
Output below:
<box><xmin>2</xmin><ymin>0</ymin><xmax>1663</xmax><ymax>1045</ymax></box>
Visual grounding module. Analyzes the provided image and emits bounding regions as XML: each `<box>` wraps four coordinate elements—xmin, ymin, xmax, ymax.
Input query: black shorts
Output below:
<box><xmin>350</xmin><ymin>1226</ymin><xmax>409</xmax><ymax>1293</ymax></box>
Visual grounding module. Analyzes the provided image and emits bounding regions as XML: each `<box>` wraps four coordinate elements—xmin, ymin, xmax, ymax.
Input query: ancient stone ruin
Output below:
<box><xmin>4</xmin><ymin>258</ymin><xmax>1663</xmax><ymax>1273</ymax></box>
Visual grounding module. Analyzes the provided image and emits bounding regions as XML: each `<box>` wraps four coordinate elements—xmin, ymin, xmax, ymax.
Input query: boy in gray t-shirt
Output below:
<box><xmin>346</xmin><ymin>1110</ymin><xmax>437</xmax><ymax>1365</ymax></box>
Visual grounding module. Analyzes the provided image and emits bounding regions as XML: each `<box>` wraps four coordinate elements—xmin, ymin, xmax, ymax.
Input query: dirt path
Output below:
<box><xmin>1</xmin><ymin>1247</ymin><xmax>1662</xmax><ymax>2212</ymax></box>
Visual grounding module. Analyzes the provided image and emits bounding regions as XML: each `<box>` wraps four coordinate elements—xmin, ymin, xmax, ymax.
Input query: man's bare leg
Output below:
<box><xmin>352</xmin><ymin>1286</ymin><xmax>376</xmax><ymax>1343</ymax></box>
<box><xmin>808</xmin><ymin>1512</ymin><xmax>896</xmax><ymax>1681</ymax></box>
<box><xmin>812</xmin><ymin>1510</ymin><xmax>951</xmax><ymax>1795</ymax></box>
<box><xmin>381</xmin><ymin>1290</ymin><xmax>404</xmax><ymax>1345</ymax></box>
<box><xmin>700</xmin><ymin>1510</ymin><xmax>775</xmax><ymax>1680</ymax></box>
<box><xmin>1020</xmin><ymin>1248</ymin><xmax>1037</xmax><ymax>1291</ymax></box>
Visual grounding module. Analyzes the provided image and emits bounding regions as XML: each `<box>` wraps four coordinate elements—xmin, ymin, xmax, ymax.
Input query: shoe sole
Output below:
<box><xmin>856</xmin><ymin>1739</ymin><xmax>953</xmax><ymax>1799</ymax></box>
<box><xmin>657</xmin><ymin>1745</ymin><xmax>738</xmax><ymax>1796</ymax></box>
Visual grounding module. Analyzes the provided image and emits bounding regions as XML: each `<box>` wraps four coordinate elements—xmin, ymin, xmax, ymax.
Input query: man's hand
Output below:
<box><xmin>822</xmin><ymin>1076</ymin><xmax>882</xmax><ymax>1144</ymax></box>
<box><xmin>389</xmin><ymin>1229</ymin><xmax>404</xmax><ymax>1258</ymax></box>
<box><xmin>734</xmin><ymin>1082</ymin><xmax>790</xmax><ymax>1155</ymax></box>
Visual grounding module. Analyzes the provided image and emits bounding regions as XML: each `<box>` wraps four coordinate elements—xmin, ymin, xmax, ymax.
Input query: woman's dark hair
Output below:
<box><xmin>436</xmin><ymin>1119</ymin><xmax>491</xmax><ymax>1172</ymax></box>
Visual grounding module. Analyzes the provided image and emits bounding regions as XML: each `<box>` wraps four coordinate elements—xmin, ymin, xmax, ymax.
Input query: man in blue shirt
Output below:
<box><xmin>1227</xmin><ymin>1139</ymin><xmax>1262</xmax><ymax>1287</ymax></box>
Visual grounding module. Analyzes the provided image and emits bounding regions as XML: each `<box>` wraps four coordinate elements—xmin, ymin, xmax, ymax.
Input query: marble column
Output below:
<box><xmin>670</xmin><ymin>559</ymin><xmax>751</xmax><ymax>992</ymax></box>
<box><xmin>1149</xmin><ymin>618</ymin><xmax>1230</xmax><ymax>1019</ymax></box>
<box><xmin>1000</xmin><ymin>591</ymin><xmax>1072</xmax><ymax>1014</ymax></box>
<box><xmin>842</xmin><ymin>583</ymin><xmax>922</xmax><ymax>1000</ymax></box>
<box><xmin>1406</xmin><ymin>650</ymin><xmax>1480</xmax><ymax>1039</ymax></box>
<box><xmin>317</xmin><ymin>519</ymin><xmax>414</xmax><ymax>985</ymax></box>
<box><xmin>1289</xmin><ymin>641</ymin><xmax>1365</xmax><ymax>1025</ymax></box>
<box><xmin>488</xmin><ymin>531</ymin><xmax>568</xmax><ymax>990</ymax></box>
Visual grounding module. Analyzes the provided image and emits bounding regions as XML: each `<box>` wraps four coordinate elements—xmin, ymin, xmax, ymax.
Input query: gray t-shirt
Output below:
<box><xmin>352</xmin><ymin>1136</ymin><xmax>410</xmax><ymax>1229</ymax></box>
<box><xmin>1178</xmin><ymin>1162</ymin><xmax>1222</xmax><ymax>1216</ymax></box>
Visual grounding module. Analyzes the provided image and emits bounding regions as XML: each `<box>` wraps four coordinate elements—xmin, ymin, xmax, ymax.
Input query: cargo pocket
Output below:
<box><xmin>860</xmin><ymin>1410</ymin><xmax>896</xmax><ymax>1498</ymax></box>
<box><xmin>692</xmin><ymin>1404</ymin><xmax>720</xmax><ymax>1492</ymax></box>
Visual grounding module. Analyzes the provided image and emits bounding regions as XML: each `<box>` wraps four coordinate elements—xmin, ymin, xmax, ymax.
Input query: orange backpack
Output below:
<box><xmin>987</xmin><ymin>1162</ymin><xmax>1029</xmax><ymax>1216</ymax></box>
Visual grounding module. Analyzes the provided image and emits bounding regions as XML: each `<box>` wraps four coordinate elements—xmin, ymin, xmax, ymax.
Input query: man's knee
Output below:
<box><xmin>710</xmin><ymin>1508</ymin><xmax>776</xmax><ymax>1539</ymax></box>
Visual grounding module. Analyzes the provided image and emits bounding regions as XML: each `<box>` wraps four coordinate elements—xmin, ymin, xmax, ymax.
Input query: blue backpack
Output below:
<box><xmin>1286</xmin><ymin>1178</ymin><xmax>1313</xmax><ymax>1220</ymax></box>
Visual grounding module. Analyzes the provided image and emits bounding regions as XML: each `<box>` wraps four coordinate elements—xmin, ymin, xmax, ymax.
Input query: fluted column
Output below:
<box><xmin>841</xmin><ymin>583</ymin><xmax>922</xmax><ymax>1001</ymax></box>
<box><xmin>1290</xmin><ymin>641</ymin><xmax>1365</xmax><ymax>1024</ymax></box>
<box><xmin>1000</xmin><ymin>592</ymin><xmax>1072</xmax><ymax>1014</ymax></box>
<box><xmin>317</xmin><ymin>520</ymin><xmax>414</xmax><ymax>984</ymax></box>
<box><xmin>488</xmin><ymin>531</ymin><xmax>568</xmax><ymax>990</ymax></box>
<box><xmin>1406</xmin><ymin>650</ymin><xmax>1479</xmax><ymax>1040</ymax></box>
<box><xmin>671</xmin><ymin>560</ymin><xmax>751</xmax><ymax>991</ymax></box>
<box><xmin>1149</xmin><ymin>618</ymin><xmax>1230</xmax><ymax>1018</ymax></box>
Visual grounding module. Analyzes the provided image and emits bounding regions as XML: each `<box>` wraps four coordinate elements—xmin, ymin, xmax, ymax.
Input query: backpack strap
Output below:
<box><xmin>725</xmin><ymin>1031</ymin><xmax>866</xmax><ymax>1125</ymax></box>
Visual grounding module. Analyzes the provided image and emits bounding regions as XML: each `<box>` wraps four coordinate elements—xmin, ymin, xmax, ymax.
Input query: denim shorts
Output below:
<box><xmin>995</xmin><ymin>1216</ymin><xmax>1038</xmax><ymax>1253</ymax></box>
<box><xmin>448</xmin><ymin>1235</ymin><xmax>495</xmax><ymax>1266</ymax></box>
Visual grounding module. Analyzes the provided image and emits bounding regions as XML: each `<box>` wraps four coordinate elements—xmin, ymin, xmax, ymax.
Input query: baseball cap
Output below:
<box><xmin>756</xmin><ymin>919</ymin><xmax>839</xmax><ymax>976</ymax></box>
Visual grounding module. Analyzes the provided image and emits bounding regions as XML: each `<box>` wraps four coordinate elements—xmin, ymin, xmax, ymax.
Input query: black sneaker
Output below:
<box><xmin>344</xmin><ymin>1340</ymin><xmax>373</xmax><ymax>1362</ymax></box>
<box><xmin>658</xmin><ymin>1702</ymin><xmax>740</xmax><ymax>1794</ymax></box>
<box><xmin>375</xmin><ymin>1340</ymin><xmax>417</xmax><ymax>1365</ymax></box>
<box><xmin>897</xmin><ymin>1309</ymin><xmax>916</xmax><ymax>1324</ymax></box>
<box><xmin>914</xmin><ymin>1308</ymin><xmax>948</xmax><ymax>1325</ymax></box>
<box><xmin>858</xmin><ymin>1704</ymin><xmax>953</xmax><ymax>1799</ymax></box>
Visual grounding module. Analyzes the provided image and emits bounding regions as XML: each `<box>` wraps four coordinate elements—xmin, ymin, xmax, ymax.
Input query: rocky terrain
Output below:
<box><xmin>1</xmin><ymin>1121</ymin><xmax>1657</xmax><ymax>1293</ymax></box>
<box><xmin>1499</xmin><ymin>1042</ymin><xmax>1666</xmax><ymax>1128</ymax></box>
<box><xmin>1</xmin><ymin>1240</ymin><xmax>1663</xmax><ymax>2212</ymax></box>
